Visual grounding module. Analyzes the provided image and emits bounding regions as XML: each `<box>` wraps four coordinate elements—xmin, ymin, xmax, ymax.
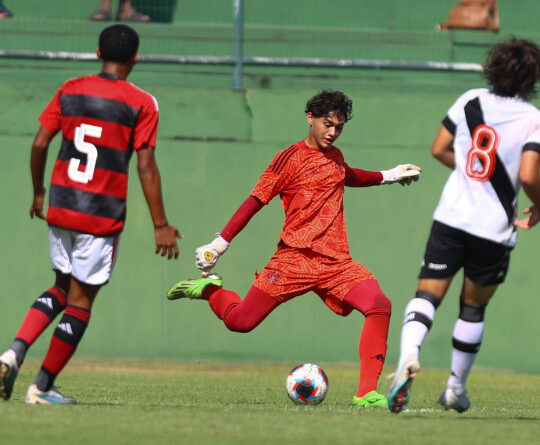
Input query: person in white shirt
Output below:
<box><xmin>388</xmin><ymin>38</ymin><xmax>540</xmax><ymax>414</ymax></box>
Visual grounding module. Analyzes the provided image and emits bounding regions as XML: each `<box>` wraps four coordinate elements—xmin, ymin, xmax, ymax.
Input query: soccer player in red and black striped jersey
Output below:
<box><xmin>0</xmin><ymin>24</ymin><xmax>181</xmax><ymax>404</ymax></box>
<box><xmin>168</xmin><ymin>90</ymin><xmax>422</xmax><ymax>408</ymax></box>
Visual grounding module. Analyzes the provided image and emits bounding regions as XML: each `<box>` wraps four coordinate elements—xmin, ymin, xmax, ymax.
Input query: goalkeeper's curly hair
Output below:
<box><xmin>483</xmin><ymin>38</ymin><xmax>540</xmax><ymax>101</ymax></box>
<box><xmin>305</xmin><ymin>90</ymin><xmax>353</xmax><ymax>122</ymax></box>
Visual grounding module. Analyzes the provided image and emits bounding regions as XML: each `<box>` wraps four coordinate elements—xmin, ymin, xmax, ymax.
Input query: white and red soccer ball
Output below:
<box><xmin>286</xmin><ymin>363</ymin><xmax>329</xmax><ymax>405</ymax></box>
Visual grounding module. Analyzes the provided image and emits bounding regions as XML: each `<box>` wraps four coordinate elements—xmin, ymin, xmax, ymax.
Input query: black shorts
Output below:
<box><xmin>418</xmin><ymin>221</ymin><xmax>512</xmax><ymax>286</ymax></box>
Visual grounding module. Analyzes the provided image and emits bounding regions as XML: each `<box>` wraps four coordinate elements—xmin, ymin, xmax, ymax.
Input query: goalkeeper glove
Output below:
<box><xmin>195</xmin><ymin>234</ymin><xmax>230</xmax><ymax>276</ymax></box>
<box><xmin>381</xmin><ymin>164</ymin><xmax>422</xmax><ymax>186</ymax></box>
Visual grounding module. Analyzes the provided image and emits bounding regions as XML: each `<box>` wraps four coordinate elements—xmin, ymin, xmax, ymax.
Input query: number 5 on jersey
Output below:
<box><xmin>68</xmin><ymin>123</ymin><xmax>102</xmax><ymax>184</ymax></box>
<box><xmin>465</xmin><ymin>124</ymin><xmax>500</xmax><ymax>181</ymax></box>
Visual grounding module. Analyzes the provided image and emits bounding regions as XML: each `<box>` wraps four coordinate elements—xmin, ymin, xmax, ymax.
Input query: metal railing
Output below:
<box><xmin>0</xmin><ymin>0</ymin><xmax>484</xmax><ymax>89</ymax></box>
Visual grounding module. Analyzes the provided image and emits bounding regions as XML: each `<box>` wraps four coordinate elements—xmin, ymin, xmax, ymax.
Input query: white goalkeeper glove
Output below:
<box><xmin>195</xmin><ymin>234</ymin><xmax>230</xmax><ymax>276</ymax></box>
<box><xmin>381</xmin><ymin>164</ymin><xmax>422</xmax><ymax>186</ymax></box>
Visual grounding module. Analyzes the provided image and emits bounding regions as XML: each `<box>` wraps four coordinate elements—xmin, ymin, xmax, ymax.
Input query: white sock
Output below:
<box><xmin>397</xmin><ymin>297</ymin><xmax>437</xmax><ymax>370</ymax></box>
<box><xmin>447</xmin><ymin>318</ymin><xmax>484</xmax><ymax>394</ymax></box>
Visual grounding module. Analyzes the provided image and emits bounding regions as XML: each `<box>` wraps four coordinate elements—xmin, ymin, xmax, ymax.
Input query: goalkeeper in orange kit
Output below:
<box><xmin>168</xmin><ymin>90</ymin><xmax>421</xmax><ymax>408</ymax></box>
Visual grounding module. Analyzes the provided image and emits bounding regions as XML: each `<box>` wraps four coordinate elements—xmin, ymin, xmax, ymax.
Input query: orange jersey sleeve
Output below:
<box><xmin>250</xmin><ymin>143</ymin><xmax>302</xmax><ymax>205</ymax></box>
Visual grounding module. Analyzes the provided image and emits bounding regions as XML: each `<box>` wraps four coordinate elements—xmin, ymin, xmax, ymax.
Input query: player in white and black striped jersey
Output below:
<box><xmin>388</xmin><ymin>38</ymin><xmax>540</xmax><ymax>414</ymax></box>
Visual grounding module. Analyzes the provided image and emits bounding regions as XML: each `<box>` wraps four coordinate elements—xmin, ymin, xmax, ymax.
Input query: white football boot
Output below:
<box><xmin>387</xmin><ymin>357</ymin><xmax>421</xmax><ymax>413</ymax></box>
<box><xmin>438</xmin><ymin>384</ymin><xmax>470</xmax><ymax>413</ymax></box>
<box><xmin>26</xmin><ymin>384</ymin><xmax>77</xmax><ymax>405</ymax></box>
<box><xmin>0</xmin><ymin>349</ymin><xmax>19</xmax><ymax>401</ymax></box>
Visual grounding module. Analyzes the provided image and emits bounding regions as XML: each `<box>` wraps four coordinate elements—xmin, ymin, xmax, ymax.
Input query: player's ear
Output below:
<box><xmin>306</xmin><ymin>112</ymin><xmax>313</xmax><ymax>126</ymax></box>
<box><xmin>133</xmin><ymin>52</ymin><xmax>140</xmax><ymax>64</ymax></box>
<box><xmin>96</xmin><ymin>48</ymin><xmax>102</xmax><ymax>60</ymax></box>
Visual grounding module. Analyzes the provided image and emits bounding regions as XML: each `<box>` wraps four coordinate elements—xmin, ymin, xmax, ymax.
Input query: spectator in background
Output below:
<box><xmin>0</xmin><ymin>1</ymin><xmax>12</xmax><ymax>18</ymax></box>
<box><xmin>91</xmin><ymin>0</ymin><xmax>150</xmax><ymax>22</ymax></box>
<box><xmin>437</xmin><ymin>0</ymin><xmax>499</xmax><ymax>32</ymax></box>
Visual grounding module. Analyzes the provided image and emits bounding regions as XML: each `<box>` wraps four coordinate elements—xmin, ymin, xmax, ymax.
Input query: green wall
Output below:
<box><xmin>0</xmin><ymin>61</ymin><xmax>538</xmax><ymax>373</ymax></box>
<box><xmin>0</xmin><ymin>0</ymin><xmax>539</xmax><ymax>372</ymax></box>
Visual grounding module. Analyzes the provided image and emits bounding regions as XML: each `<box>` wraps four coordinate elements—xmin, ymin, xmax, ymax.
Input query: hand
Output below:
<box><xmin>155</xmin><ymin>224</ymin><xmax>183</xmax><ymax>259</ymax></box>
<box><xmin>195</xmin><ymin>234</ymin><xmax>230</xmax><ymax>275</ymax></box>
<box><xmin>29</xmin><ymin>192</ymin><xmax>46</xmax><ymax>220</ymax></box>
<box><xmin>381</xmin><ymin>164</ymin><xmax>422</xmax><ymax>186</ymax></box>
<box><xmin>514</xmin><ymin>206</ymin><xmax>540</xmax><ymax>230</ymax></box>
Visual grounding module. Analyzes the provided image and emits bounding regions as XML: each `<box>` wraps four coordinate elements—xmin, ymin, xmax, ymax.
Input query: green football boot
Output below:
<box><xmin>167</xmin><ymin>274</ymin><xmax>223</xmax><ymax>300</ymax></box>
<box><xmin>351</xmin><ymin>391</ymin><xmax>388</xmax><ymax>409</ymax></box>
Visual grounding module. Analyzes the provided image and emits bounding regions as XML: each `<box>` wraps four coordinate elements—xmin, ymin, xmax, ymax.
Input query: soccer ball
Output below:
<box><xmin>285</xmin><ymin>363</ymin><xmax>328</xmax><ymax>405</ymax></box>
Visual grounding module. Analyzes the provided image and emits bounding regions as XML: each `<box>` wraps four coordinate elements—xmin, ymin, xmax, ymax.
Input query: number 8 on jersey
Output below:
<box><xmin>465</xmin><ymin>124</ymin><xmax>500</xmax><ymax>181</ymax></box>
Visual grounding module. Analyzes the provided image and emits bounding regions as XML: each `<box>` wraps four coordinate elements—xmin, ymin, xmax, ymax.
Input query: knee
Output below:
<box><xmin>224</xmin><ymin>318</ymin><xmax>257</xmax><ymax>333</ymax></box>
<box><xmin>54</xmin><ymin>271</ymin><xmax>70</xmax><ymax>295</ymax></box>
<box><xmin>345</xmin><ymin>280</ymin><xmax>392</xmax><ymax>316</ymax></box>
<box><xmin>223</xmin><ymin>310</ymin><xmax>258</xmax><ymax>333</ymax></box>
<box><xmin>365</xmin><ymin>293</ymin><xmax>392</xmax><ymax>317</ymax></box>
<box><xmin>459</xmin><ymin>299</ymin><xmax>487</xmax><ymax>322</ymax></box>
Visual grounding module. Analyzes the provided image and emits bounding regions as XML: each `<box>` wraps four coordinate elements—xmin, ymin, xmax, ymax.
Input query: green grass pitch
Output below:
<box><xmin>1</xmin><ymin>360</ymin><xmax>538</xmax><ymax>445</ymax></box>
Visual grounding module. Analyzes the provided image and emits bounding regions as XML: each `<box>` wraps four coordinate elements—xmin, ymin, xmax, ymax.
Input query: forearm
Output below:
<box><xmin>195</xmin><ymin>196</ymin><xmax>262</xmax><ymax>273</ymax></box>
<box><xmin>432</xmin><ymin>124</ymin><xmax>455</xmax><ymax>169</ymax></box>
<box><xmin>345</xmin><ymin>168</ymin><xmax>383</xmax><ymax>187</ymax></box>
<box><xmin>138</xmin><ymin>161</ymin><xmax>168</xmax><ymax>227</ymax></box>
<box><xmin>523</xmin><ymin>180</ymin><xmax>540</xmax><ymax>209</ymax></box>
<box><xmin>220</xmin><ymin>195</ymin><xmax>264</xmax><ymax>242</ymax></box>
<box><xmin>30</xmin><ymin>145</ymin><xmax>48</xmax><ymax>194</ymax></box>
<box><xmin>30</xmin><ymin>127</ymin><xmax>56</xmax><ymax>194</ymax></box>
<box><xmin>520</xmin><ymin>150</ymin><xmax>540</xmax><ymax>208</ymax></box>
<box><xmin>433</xmin><ymin>150</ymin><xmax>455</xmax><ymax>169</ymax></box>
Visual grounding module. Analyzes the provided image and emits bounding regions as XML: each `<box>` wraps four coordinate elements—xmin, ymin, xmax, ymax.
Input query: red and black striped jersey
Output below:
<box><xmin>39</xmin><ymin>73</ymin><xmax>159</xmax><ymax>236</ymax></box>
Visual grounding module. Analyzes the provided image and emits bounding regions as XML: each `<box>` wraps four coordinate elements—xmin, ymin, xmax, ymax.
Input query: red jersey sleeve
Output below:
<box><xmin>344</xmin><ymin>163</ymin><xmax>383</xmax><ymax>187</ymax></box>
<box><xmin>132</xmin><ymin>94</ymin><xmax>159</xmax><ymax>150</ymax></box>
<box><xmin>38</xmin><ymin>88</ymin><xmax>62</xmax><ymax>133</ymax></box>
<box><xmin>250</xmin><ymin>145</ymin><xmax>300</xmax><ymax>204</ymax></box>
<box><xmin>220</xmin><ymin>195</ymin><xmax>264</xmax><ymax>242</ymax></box>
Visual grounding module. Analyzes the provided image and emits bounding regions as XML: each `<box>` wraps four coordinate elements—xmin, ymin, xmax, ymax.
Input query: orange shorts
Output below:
<box><xmin>252</xmin><ymin>244</ymin><xmax>375</xmax><ymax>316</ymax></box>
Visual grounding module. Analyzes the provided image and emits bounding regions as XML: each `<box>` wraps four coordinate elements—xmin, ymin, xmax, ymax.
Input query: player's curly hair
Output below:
<box><xmin>305</xmin><ymin>90</ymin><xmax>353</xmax><ymax>122</ymax></box>
<box><xmin>99</xmin><ymin>24</ymin><xmax>139</xmax><ymax>63</ymax></box>
<box><xmin>483</xmin><ymin>38</ymin><xmax>540</xmax><ymax>101</ymax></box>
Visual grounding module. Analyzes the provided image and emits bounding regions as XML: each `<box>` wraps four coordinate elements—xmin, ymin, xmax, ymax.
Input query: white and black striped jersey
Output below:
<box><xmin>433</xmin><ymin>88</ymin><xmax>540</xmax><ymax>246</ymax></box>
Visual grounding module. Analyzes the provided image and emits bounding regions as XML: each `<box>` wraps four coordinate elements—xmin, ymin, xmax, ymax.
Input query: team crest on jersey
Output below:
<box><xmin>267</xmin><ymin>271</ymin><xmax>280</xmax><ymax>284</ymax></box>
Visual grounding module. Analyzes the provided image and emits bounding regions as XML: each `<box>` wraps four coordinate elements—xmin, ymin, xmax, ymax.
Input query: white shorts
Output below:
<box><xmin>49</xmin><ymin>226</ymin><xmax>120</xmax><ymax>286</ymax></box>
